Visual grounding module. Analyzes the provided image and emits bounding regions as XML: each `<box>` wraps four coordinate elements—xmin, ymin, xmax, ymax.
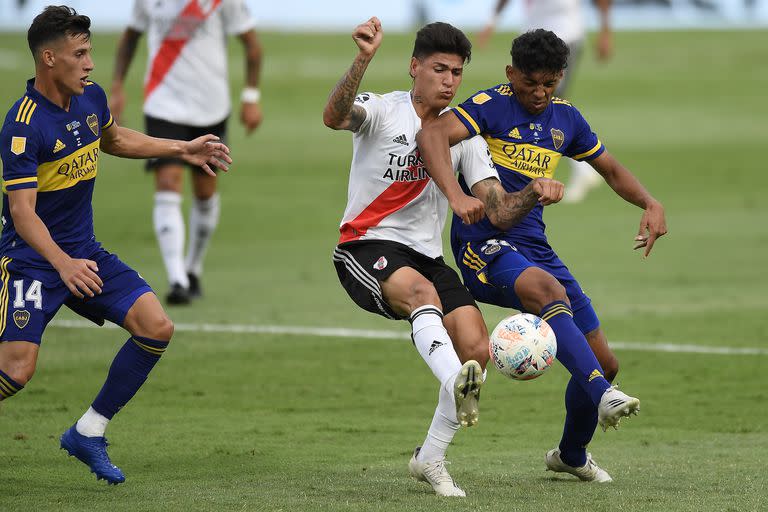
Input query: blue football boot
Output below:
<box><xmin>60</xmin><ymin>425</ymin><xmax>126</xmax><ymax>484</ymax></box>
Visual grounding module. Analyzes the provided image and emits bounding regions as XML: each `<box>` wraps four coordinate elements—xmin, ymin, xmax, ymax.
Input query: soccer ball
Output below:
<box><xmin>489</xmin><ymin>313</ymin><xmax>557</xmax><ymax>380</ymax></box>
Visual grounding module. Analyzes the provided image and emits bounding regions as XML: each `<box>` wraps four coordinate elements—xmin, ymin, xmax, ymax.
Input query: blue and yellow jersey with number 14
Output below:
<box><xmin>0</xmin><ymin>79</ymin><xmax>113</xmax><ymax>267</ymax></box>
<box><xmin>450</xmin><ymin>83</ymin><xmax>605</xmax><ymax>244</ymax></box>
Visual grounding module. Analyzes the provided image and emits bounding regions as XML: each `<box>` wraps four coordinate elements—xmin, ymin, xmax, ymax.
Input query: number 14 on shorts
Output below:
<box><xmin>13</xmin><ymin>279</ymin><xmax>43</xmax><ymax>310</ymax></box>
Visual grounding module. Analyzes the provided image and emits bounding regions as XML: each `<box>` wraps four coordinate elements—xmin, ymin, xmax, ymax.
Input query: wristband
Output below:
<box><xmin>241</xmin><ymin>87</ymin><xmax>261</xmax><ymax>104</ymax></box>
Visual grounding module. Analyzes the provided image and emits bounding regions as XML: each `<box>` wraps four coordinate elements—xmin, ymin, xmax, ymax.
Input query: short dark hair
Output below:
<box><xmin>511</xmin><ymin>29</ymin><xmax>569</xmax><ymax>74</ymax></box>
<box><xmin>412</xmin><ymin>22</ymin><xmax>472</xmax><ymax>64</ymax></box>
<box><xmin>28</xmin><ymin>5</ymin><xmax>91</xmax><ymax>58</ymax></box>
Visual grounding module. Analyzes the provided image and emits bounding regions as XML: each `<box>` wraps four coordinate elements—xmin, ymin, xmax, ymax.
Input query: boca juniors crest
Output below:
<box><xmin>86</xmin><ymin>114</ymin><xmax>99</xmax><ymax>136</ymax></box>
<box><xmin>551</xmin><ymin>128</ymin><xmax>565</xmax><ymax>150</ymax></box>
<box><xmin>13</xmin><ymin>310</ymin><xmax>30</xmax><ymax>329</ymax></box>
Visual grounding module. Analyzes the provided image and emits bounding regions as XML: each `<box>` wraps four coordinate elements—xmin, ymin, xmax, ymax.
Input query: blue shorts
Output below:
<box><xmin>0</xmin><ymin>247</ymin><xmax>152</xmax><ymax>344</ymax></box>
<box><xmin>452</xmin><ymin>236</ymin><xmax>600</xmax><ymax>335</ymax></box>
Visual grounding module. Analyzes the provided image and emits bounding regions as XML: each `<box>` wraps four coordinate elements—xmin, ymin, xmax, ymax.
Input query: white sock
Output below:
<box><xmin>410</xmin><ymin>305</ymin><xmax>463</xmax><ymax>391</ymax></box>
<box><xmin>417</xmin><ymin>384</ymin><xmax>460</xmax><ymax>462</ymax></box>
<box><xmin>75</xmin><ymin>406</ymin><xmax>109</xmax><ymax>438</ymax></box>
<box><xmin>185</xmin><ymin>193</ymin><xmax>220</xmax><ymax>277</ymax></box>
<box><xmin>153</xmin><ymin>191</ymin><xmax>188</xmax><ymax>287</ymax></box>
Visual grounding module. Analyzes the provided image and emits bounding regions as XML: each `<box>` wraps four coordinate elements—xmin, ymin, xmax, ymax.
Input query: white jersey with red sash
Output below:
<box><xmin>129</xmin><ymin>0</ymin><xmax>256</xmax><ymax>126</ymax></box>
<box><xmin>339</xmin><ymin>91</ymin><xmax>498</xmax><ymax>260</ymax></box>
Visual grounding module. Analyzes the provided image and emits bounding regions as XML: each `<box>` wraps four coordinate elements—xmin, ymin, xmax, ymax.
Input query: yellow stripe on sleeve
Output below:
<box><xmin>15</xmin><ymin>97</ymin><xmax>29</xmax><ymax>123</ymax></box>
<box><xmin>4</xmin><ymin>177</ymin><xmax>38</xmax><ymax>187</ymax></box>
<box><xmin>572</xmin><ymin>140</ymin><xmax>603</xmax><ymax>161</ymax></box>
<box><xmin>23</xmin><ymin>102</ymin><xmax>37</xmax><ymax>125</ymax></box>
<box><xmin>453</xmin><ymin>107</ymin><xmax>480</xmax><ymax>136</ymax></box>
<box><xmin>102</xmin><ymin>115</ymin><xmax>114</xmax><ymax>130</ymax></box>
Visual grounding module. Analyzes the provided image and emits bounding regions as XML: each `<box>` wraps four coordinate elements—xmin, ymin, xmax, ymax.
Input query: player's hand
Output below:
<box><xmin>352</xmin><ymin>17</ymin><xmax>383</xmax><ymax>57</ymax></box>
<box><xmin>634</xmin><ymin>200</ymin><xmax>667</xmax><ymax>257</ymax></box>
<box><xmin>450</xmin><ymin>194</ymin><xmax>485</xmax><ymax>224</ymax></box>
<box><xmin>596</xmin><ymin>27</ymin><xmax>613</xmax><ymax>62</ymax></box>
<box><xmin>531</xmin><ymin>178</ymin><xmax>565</xmax><ymax>206</ymax></box>
<box><xmin>240</xmin><ymin>101</ymin><xmax>262</xmax><ymax>135</ymax></box>
<box><xmin>57</xmin><ymin>258</ymin><xmax>103</xmax><ymax>299</ymax></box>
<box><xmin>182</xmin><ymin>134</ymin><xmax>233</xmax><ymax>176</ymax></box>
<box><xmin>109</xmin><ymin>84</ymin><xmax>126</xmax><ymax>124</ymax></box>
<box><xmin>477</xmin><ymin>23</ymin><xmax>495</xmax><ymax>49</ymax></box>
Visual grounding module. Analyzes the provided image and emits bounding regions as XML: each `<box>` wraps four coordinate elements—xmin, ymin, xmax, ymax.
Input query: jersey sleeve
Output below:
<box><xmin>565</xmin><ymin>107</ymin><xmax>604</xmax><ymax>161</ymax></box>
<box><xmin>221</xmin><ymin>0</ymin><xmax>257</xmax><ymax>35</ymax></box>
<box><xmin>452</xmin><ymin>88</ymin><xmax>507</xmax><ymax>137</ymax></box>
<box><xmin>128</xmin><ymin>0</ymin><xmax>149</xmax><ymax>32</ymax></box>
<box><xmin>353</xmin><ymin>92</ymin><xmax>386</xmax><ymax>135</ymax></box>
<box><xmin>86</xmin><ymin>82</ymin><xmax>114</xmax><ymax>131</ymax></box>
<box><xmin>1</xmin><ymin>121</ymin><xmax>42</xmax><ymax>191</ymax></box>
<box><xmin>451</xmin><ymin>135</ymin><xmax>499</xmax><ymax>189</ymax></box>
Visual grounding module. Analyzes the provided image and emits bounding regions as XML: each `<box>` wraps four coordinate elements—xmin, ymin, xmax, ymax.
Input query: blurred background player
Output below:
<box><xmin>0</xmin><ymin>5</ymin><xmax>231</xmax><ymax>484</ymax></box>
<box><xmin>110</xmin><ymin>0</ymin><xmax>263</xmax><ymax>304</ymax></box>
<box><xmin>478</xmin><ymin>0</ymin><xmax>613</xmax><ymax>203</ymax></box>
<box><xmin>417</xmin><ymin>29</ymin><xmax>667</xmax><ymax>482</ymax></box>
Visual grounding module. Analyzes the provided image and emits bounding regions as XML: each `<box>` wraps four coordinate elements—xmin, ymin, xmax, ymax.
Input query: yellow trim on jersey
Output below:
<box><xmin>572</xmin><ymin>140</ymin><xmax>603</xmax><ymax>161</ymax></box>
<box><xmin>0</xmin><ymin>257</ymin><xmax>11</xmax><ymax>338</ymax></box>
<box><xmin>24</xmin><ymin>102</ymin><xmax>37</xmax><ymax>125</ymax></box>
<box><xmin>453</xmin><ymin>107</ymin><xmax>480</xmax><ymax>135</ymax></box>
<box><xmin>3</xmin><ymin>177</ymin><xmax>38</xmax><ymax>191</ymax></box>
<box><xmin>484</xmin><ymin>137</ymin><xmax>562</xmax><ymax>179</ymax></box>
<box><xmin>15</xmin><ymin>97</ymin><xmax>29</xmax><ymax>122</ymax></box>
<box><xmin>35</xmin><ymin>140</ymin><xmax>100</xmax><ymax>192</ymax></box>
<box><xmin>102</xmin><ymin>115</ymin><xmax>114</xmax><ymax>130</ymax></box>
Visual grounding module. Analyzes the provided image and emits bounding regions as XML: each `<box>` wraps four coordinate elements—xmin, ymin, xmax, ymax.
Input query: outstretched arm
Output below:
<box><xmin>322</xmin><ymin>17</ymin><xmax>382</xmax><ymax>131</ymax></box>
<box><xmin>100</xmin><ymin>122</ymin><xmax>232</xmax><ymax>176</ymax></box>
<box><xmin>589</xmin><ymin>151</ymin><xmax>667</xmax><ymax>256</ymax></box>
<box><xmin>417</xmin><ymin>112</ymin><xmax>485</xmax><ymax>224</ymax></box>
<box><xmin>109</xmin><ymin>28</ymin><xmax>142</xmax><ymax>123</ymax></box>
<box><xmin>472</xmin><ymin>177</ymin><xmax>564</xmax><ymax>230</ymax></box>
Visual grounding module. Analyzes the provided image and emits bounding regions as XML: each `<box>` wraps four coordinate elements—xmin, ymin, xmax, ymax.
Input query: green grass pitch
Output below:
<box><xmin>0</xmin><ymin>28</ymin><xmax>766</xmax><ymax>511</ymax></box>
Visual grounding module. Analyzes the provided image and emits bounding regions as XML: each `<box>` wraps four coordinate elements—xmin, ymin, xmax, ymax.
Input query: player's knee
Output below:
<box><xmin>409</xmin><ymin>281</ymin><xmax>441</xmax><ymax>310</ymax></box>
<box><xmin>3</xmin><ymin>359</ymin><xmax>36</xmax><ymax>386</ymax></box>
<box><xmin>518</xmin><ymin>268</ymin><xmax>568</xmax><ymax>311</ymax></box>
<box><xmin>141</xmin><ymin>314</ymin><xmax>174</xmax><ymax>342</ymax></box>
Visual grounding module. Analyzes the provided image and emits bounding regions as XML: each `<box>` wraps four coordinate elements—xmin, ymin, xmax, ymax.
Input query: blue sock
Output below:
<box><xmin>558</xmin><ymin>377</ymin><xmax>598</xmax><ymax>467</ymax></box>
<box><xmin>541</xmin><ymin>301</ymin><xmax>610</xmax><ymax>405</ymax></box>
<box><xmin>0</xmin><ymin>369</ymin><xmax>24</xmax><ymax>399</ymax></box>
<box><xmin>91</xmin><ymin>336</ymin><xmax>168</xmax><ymax>419</ymax></box>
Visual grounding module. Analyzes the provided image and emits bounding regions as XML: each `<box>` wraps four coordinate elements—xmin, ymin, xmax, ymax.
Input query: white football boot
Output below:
<box><xmin>453</xmin><ymin>360</ymin><xmax>483</xmax><ymax>428</ymax></box>
<box><xmin>545</xmin><ymin>448</ymin><xmax>613</xmax><ymax>482</ymax></box>
<box><xmin>408</xmin><ymin>447</ymin><xmax>466</xmax><ymax>497</ymax></box>
<box><xmin>598</xmin><ymin>386</ymin><xmax>640</xmax><ymax>431</ymax></box>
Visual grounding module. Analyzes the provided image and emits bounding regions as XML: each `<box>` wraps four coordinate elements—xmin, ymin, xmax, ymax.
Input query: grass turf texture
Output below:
<box><xmin>0</xmin><ymin>29</ymin><xmax>766</xmax><ymax>511</ymax></box>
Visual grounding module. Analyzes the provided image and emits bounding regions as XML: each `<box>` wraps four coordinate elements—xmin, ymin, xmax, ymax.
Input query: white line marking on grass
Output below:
<box><xmin>49</xmin><ymin>319</ymin><xmax>768</xmax><ymax>355</ymax></box>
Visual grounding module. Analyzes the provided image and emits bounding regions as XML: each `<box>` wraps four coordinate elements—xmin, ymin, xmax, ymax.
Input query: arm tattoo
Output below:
<box><xmin>325</xmin><ymin>55</ymin><xmax>370</xmax><ymax>131</ymax></box>
<box><xmin>480</xmin><ymin>179</ymin><xmax>538</xmax><ymax>230</ymax></box>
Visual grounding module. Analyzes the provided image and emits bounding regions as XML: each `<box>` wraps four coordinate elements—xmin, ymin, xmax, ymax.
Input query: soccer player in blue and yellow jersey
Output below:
<box><xmin>417</xmin><ymin>29</ymin><xmax>667</xmax><ymax>482</ymax></box>
<box><xmin>0</xmin><ymin>6</ymin><xmax>231</xmax><ymax>484</ymax></box>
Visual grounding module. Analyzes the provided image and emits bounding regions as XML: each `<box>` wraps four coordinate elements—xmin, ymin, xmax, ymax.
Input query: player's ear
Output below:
<box><xmin>505</xmin><ymin>64</ymin><xmax>514</xmax><ymax>82</ymax></box>
<box><xmin>42</xmin><ymin>48</ymin><xmax>55</xmax><ymax>68</ymax></box>
<box><xmin>409</xmin><ymin>56</ymin><xmax>418</xmax><ymax>80</ymax></box>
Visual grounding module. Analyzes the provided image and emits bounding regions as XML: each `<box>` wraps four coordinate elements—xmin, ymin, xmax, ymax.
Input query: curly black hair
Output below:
<box><xmin>28</xmin><ymin>5</ymin><xmax>91</xmax><ymax>58</ymax></box>
<box><xmin>511</xmin><ymin>29</ymin><xmax>569</xmax><ymax>74</ymax></box>
<box><xmin>413</xmin><ymin>22</ymin><xmax>472</xmax><ymax>64</ymax></box>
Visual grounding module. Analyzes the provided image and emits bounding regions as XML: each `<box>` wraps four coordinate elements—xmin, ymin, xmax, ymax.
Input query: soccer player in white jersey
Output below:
<box><xmin>323</xmin><ymin>18</ymin><xmax>565</xmax><ymax>497</ymax></box>
<box><xmin>478</xmin><ymin>0</ymin><xmax>613</xmax><ymax>202</ymax></box>
<box><xmin>110</xmin><ymin>0</ymin><xmax>263</xmax><ymax>304</ymax></box>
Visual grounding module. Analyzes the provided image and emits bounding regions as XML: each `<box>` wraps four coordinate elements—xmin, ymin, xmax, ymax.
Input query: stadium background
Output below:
<box><xmin>0</xmin><ymin>1</ymin><xmax>766</xmax><ymax>510</ymax></box>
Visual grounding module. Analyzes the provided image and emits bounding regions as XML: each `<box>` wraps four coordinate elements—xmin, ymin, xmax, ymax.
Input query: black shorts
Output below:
<box><xmin>332</xmin><ymin>240</ymin><xmax>477</xmax><ymax>320</ymax></box>
<box><xmin>144</xmin><ymin>114</ymin><xmax>228</xmax><ymax>172</ymax></box>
